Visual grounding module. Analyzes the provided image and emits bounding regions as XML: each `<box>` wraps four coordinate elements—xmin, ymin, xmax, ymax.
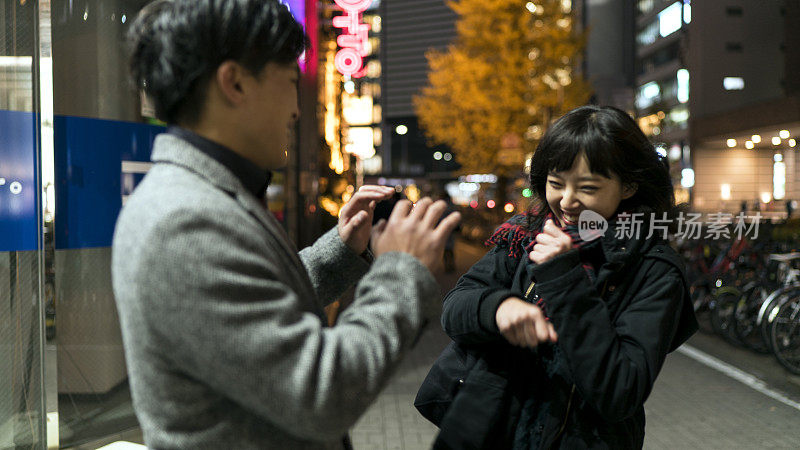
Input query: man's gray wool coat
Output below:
<box><xmin>111</xmin><ymin>134</ymin><xmax>439</xmax><ymax>449</ymax></box>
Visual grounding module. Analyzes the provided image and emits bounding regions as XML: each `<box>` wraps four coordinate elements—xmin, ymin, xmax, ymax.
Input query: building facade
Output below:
<box><xmin>379</xmin><ymin>0</ymin><xmax>458</xmax><ymax>177</ymax></box>
<box><xmin>688</xmin><ymin>0</ymin><xmax>800</xmax><ymax>216</ymax></box>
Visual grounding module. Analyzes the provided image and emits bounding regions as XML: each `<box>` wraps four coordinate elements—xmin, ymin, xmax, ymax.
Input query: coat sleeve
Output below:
<box><xmin>134</xmin><ymin>210</ymin><xmax>438</xmax><ymax>441</ymax></box>
<box><xmin>531</xmin><ymin>250</ymin><xmax>686</xmax><ymax>422</ymax></box>
<box><xmin>298</xmin><ymin>226</ymin><xmax>371</xmax><ymax>306</ymax></box>
<box><xmin>441</xmin><ymin>245</ymin><xmax>525</xmax><ymax>345</ymax></box>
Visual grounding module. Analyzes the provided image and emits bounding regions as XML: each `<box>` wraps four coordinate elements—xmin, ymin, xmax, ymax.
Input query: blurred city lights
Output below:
<box><xmin>470</xmin><ymin>200</ymin><xmax>478</xmax><ymax>209</ymax></box>
<box><xmin>669</xmin><ymin>144</ymin><xmax>682</xmax><ymax>161</ymax></box>
<box><xmin>522</xmin><ymin>188</ymin><xmax>532</xmax><ymax>198</ymax></box>
<box><xmin>774</xmin><ymin>160</ymin><xmax>786</xmax><ymax>200</ymax></box>
<box><xmin>680</xmin><ymin>169</ymin><xmax>695</xmax><ymax>188</ymax></box>
<box><xmin>504</xmin><ymin>203</ymin><xmax>515</xmax><ymax>213</ymax></box>
<box><xmin>525</xmin><ymin>2</ymin><xmax>538</xmax><ymax>14</ymax></box>
<box><xmin>464</xmin><ymin>174</ymin><xmax>498</xmax><ymax>183</ymax></box>
<box><xmin>487</xmin><ymin>200</ymin><xmax>496</xmax><ymax>209</ymax></box>
<box><xmin>720</xmin><ymin>184</ymin><xmax>731</xmax><ymax>201</ymax></box>
<box><xmin>395</xmin><ymin>125</ymin><xmax>408</xmax><ymax>135</ymax></box>
<box><xmin>775</xmin><ymin>153</ymin><xmax>783</xmax><ymax>162</ymax></box>
<box><xmin>745</xmin><ymin>140</ymin><xmax>754</xmax><ymax>149</ymax></box>
<box><xmin>723</xmin><ymin>77</ymin><xmax>745</xmax><ymax>91</ymax></box>
<box><xmin>459</xmin><ymin>182</ymin><xmax>479</xmax><ymax>192</ymax></box>
<box><xmin>761</xmin><ymin>192</ymin><xmax>772</xmax><ymax>204</ymax></box>
<box><xmin>790</xmin><ymin>139</ymin><xmax>797</xmax><ymax>148</ymax></box>
<box><xmin>780</xmin><ymin>130</ymin><xmax>790</xmax><ymax>139</ymax></box>
<box><xmin>658</xmin><ymin>2</ymin><xmax>682</xmax><ymax>37</ymax></box>
<box><xmin>443</xmin><ymin>153</ymin><xmax>453</xmax><ymax>161</ymax></box>
<box><xmin>677</xmin><ymin>69</ymin><xmax>689</xmax><ymax>103</ymax></box>
<box><xmin>726</xmin><ymin>139</ymin><xmax>736</xmax><ymax>148</ymax></box>
<box><xmin>344</xmin><ymin>80</ymin><xmax>355</xmax><ymax>94</ymax></box>
<box><xmin>772</xmin><ymin>136</ymin><xmax>781</xmax><ymax>146</ymax></box>
<box><xmin>433</xmin><ymin>151</ymin><xmax>443</xmax><ymax>160</ymax></box>
<box><xmin>752</xmin><ymin>135</ymin><xmax>762</xmax><ymax>144</ymax></box>
<box><xmin>405</xmin><ymin>184</ymin><xmax>421</xmax><ymax>203</ymax></box>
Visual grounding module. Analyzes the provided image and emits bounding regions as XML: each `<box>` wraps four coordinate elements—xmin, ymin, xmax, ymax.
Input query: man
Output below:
<box><xmin>112</xmin><ymin>1</ymin><xmax>460</xmax><ymax>448</ymax></box>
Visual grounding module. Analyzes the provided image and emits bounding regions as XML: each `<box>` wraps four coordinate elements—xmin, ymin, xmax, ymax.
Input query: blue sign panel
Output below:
<box><xmin>0</xmin><ymin>110</ymin><xmax>38</xmax><ymax>252</ymax></box>
<box><xmin>54</xmin><ymin>116</ymin><xmax>164</xmax><ymax>250</ymax></box>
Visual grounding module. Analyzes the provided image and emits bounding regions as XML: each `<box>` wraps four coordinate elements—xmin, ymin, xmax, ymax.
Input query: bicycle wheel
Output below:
<box><xmin>733</xmin><ymin>285</ymin><xmax>771</xmax><ymax>353</ymax></box>
<box><xmin>759</xmin><ymin>286</ymin><xmax>800</xmax><ymax>353</ymax></box>
<box><xmin>691</xmin><ymin>280</ymin><xmax>714</xmax><ymax>334</ymax></box>
<box><xmin>769</xmin><ymin>296</ymin><xmax>800</xmax><ymax>375</ymax></box>
<box><xmin>712</xmin><ymin>291</ymin><xmax>744</xmax><ymax>346</ymax></box>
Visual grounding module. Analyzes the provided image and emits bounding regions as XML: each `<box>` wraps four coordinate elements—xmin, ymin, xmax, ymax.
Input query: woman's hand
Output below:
<box><xmin>529</xmin><ymin>219</ymin><xmax>573</xmax><ymax>265</ymax></box>
<box><xmin>338</xmin><ymin>185</ymin><xmax>395</xmax><ymax>254</ymax></box>
<box><xmin>495</xmin><ymin>297</ymin><xmax>558</xmax><ymax>348</ymax></box>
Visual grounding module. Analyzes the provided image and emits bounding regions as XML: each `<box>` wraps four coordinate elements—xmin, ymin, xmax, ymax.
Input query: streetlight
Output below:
<box><xmin>396</xmin><ymin>125</ymin><xmax>408</xmax><ymax>173</ymax></box>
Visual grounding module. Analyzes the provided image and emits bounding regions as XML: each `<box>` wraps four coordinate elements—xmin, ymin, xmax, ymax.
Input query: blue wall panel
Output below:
<box><xmin>54</xmin><ymin>116</ymin><xmax>165</xmax><ymax>250</ymax></box>
<box><xmin>0</xmin><ymin>110</ymin><xmax>38</xmax><ymax>252</ymax></box>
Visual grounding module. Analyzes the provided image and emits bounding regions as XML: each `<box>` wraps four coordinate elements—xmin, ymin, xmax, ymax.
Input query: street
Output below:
<box><xmin>351</xmin><ymin>238</ymin><xmax>800</xmax><ymax>450</ymax></box>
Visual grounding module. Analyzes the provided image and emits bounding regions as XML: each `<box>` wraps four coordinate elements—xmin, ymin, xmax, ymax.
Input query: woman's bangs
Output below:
<box><xmin>545</xmin><ymin>125</ymin><xmax>615</xmax><ymax>178</ymax></box>
<box><xmin>580</xmin><ymin>134</ymin><xmax>616</xmax><ymax>179</ymax></box>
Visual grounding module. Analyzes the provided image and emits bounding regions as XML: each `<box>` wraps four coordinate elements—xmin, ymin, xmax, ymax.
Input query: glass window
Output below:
<box><xmin>636</xmin><ymin>81</ymin><xmax>661</xmax><ymax>109</ymax></box>
<box><xmin>659</xmin><ymin>2</ymin><xmax>683</xmax><ymax>37</ymax></box>
<box><xmin>637</xmin><ymin>18</ymin><xmax>660</xmax><ymax>46</ymax></box>
<box><xmin>637</xmin><ymin>0</ymin><xmax>655</xmax><ymax>15</ymax></box>
<box><xmin>637</xmin><ymin>42</ymin><xmax>681</xmax><ymax>75</ymax></box>
<box><xmin>1</xmin><ymin>1</ymin><xmax>46</xmax><ymax>447</ymax></box>
<box><xmin>726</xmin><ymin>42</ymin><xmax>743</xmax><ymax>52</ymax></box>
<box><xmin>726</xmin><ymin>6</ymin><xmax>744</xmax><ymax>16</ymax></box>
<box><xmin>48</xmin><ymin>1</ymin><xmax>156</xmax><ymax>447</ymax></box>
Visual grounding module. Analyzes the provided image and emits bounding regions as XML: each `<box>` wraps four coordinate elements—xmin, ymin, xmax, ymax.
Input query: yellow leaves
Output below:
<box><xmin>415</xmin><ymin>0</ymin><xmax>592</xmax><ymax>174</ymax></box>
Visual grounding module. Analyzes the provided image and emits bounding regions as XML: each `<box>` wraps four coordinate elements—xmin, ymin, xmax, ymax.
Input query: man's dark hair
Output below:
<box><xmin>128</xmin><ymin>0</ymin><xmax>308</xmax><ymax>125</ymax></box>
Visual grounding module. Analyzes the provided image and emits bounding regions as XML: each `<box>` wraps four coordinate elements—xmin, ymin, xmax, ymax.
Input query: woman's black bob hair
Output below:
<box><xmin>128</xmin><ymin>0</ymin><xmax>308</xmax><ymax>125</ymax></box>
<box><xmin>528</xmin><ymin>105</ymin><xmax>676</xmax><ymax>231</ymax></box>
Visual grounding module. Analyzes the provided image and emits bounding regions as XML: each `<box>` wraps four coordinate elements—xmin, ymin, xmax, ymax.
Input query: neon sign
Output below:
<box><xmin>333</xmin><ymin>0</ymin><xmax>371</xmax><ymax>78</ymax></box>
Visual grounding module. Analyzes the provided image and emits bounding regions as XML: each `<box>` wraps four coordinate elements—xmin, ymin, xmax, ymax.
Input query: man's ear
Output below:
<box><xmin>215</xmin><ymin>61</ymin><xmax>246</xmax><ymax>106</ymax></box>
<box><xmin>622</xmin><ymin>182</ymin><xmax>638</xmax><ymax>200</ymax></box>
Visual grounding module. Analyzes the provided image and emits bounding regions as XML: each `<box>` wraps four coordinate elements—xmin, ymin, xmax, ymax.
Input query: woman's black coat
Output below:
<box><xmin>436</xmin><ymin>220</ymin><xmax>698</xmax><ymax>449</ymax></box>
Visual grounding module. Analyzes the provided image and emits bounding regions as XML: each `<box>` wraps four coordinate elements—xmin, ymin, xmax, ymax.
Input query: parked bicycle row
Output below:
<box><xmin>681</xmin><ymin>220</ymin><xmax>800</xmax><ymax>375</ymax></box>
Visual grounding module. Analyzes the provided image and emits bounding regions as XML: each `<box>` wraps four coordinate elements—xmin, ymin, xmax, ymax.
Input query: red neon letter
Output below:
<box><xmin>335</xmin><ymin>48</ymin><xmax>363</xmax><ymax>77</ymax></box>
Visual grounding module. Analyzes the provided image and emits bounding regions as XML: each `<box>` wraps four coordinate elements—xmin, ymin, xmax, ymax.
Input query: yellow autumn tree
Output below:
<box><xmin>415</xmin><ymin>0</ymin><xmax>592</xmax><ymax>178</ymax></box>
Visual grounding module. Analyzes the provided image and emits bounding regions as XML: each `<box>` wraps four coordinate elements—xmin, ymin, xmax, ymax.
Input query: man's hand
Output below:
<box><xmin>338</xmin><ymin>185</ymin><xmax>396</xmax><ymax>254</ymax></box>
<box><xmin>529</xmin><ymin>219</ymin><xmax>573</xmax><ymax>265</ymax></box>
<box><xmin>495</xmin><ymin>297</ymin><xmax>558</xmax><ymax>348</ymax></box>
<box><xmin>371</xmin><ymin>198</ymin><xmax>461</xmax><ymax>272</ymax></box>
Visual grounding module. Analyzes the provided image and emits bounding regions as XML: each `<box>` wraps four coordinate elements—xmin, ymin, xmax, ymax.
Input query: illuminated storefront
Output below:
<box><xmin>318</xmin><ymin>0</ymin><xmax>382</xmax><ymax>218</ymax></box>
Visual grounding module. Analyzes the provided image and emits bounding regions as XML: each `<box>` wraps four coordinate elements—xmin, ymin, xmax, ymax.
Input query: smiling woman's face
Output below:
<box><xmin>545</xmin><ymin>153</ymin><xmax>637</xmax><ymax>227</ymax></box>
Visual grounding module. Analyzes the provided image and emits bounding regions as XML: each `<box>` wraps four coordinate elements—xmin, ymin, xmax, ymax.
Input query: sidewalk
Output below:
<box><xmin>350</xmin><ymin>238</ymin><xmax>800</xmax><ymax>449</ymax></box>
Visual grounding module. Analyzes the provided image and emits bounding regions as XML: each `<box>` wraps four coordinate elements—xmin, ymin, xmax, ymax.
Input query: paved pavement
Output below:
<box><xmin>350</xmin><ymin>238</ymin><xmax>800</xmax><ymax>449</ymax></box>
<box><xmin>70</xmin><ymin>238</ymin><xmax>800</xmax><ymax>449</ymax></box>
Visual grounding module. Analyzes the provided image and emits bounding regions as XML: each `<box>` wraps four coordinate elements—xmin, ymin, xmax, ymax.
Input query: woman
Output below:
<box><xmin>434</xmin><ymin>106</ymin><xmax>698</xmax><ymax>449</ymax></box>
